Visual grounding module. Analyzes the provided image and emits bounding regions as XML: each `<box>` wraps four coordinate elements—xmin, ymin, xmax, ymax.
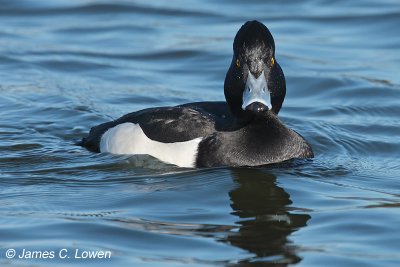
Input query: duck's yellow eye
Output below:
<box><xmin>271</xmin><ymin>57</ymin><xmax>275</xmax><ymax>66</ymax></box>
<box><xmin>236</xmin><ymin>59</ymin><xmax>240</xmax><ymax>68</ymax></box>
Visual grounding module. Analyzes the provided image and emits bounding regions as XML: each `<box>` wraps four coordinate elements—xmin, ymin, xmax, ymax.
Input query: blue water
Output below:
<box><xmin>1</xmin><ymin>0</ymin><xmax>400</xmax><ymax>266</ymax></box>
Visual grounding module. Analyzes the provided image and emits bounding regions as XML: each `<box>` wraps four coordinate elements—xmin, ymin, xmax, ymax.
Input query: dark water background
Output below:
<box><xmin>1</xmin><ymin>0</ymin><xmax>400</xmax><ymax>266</ymax></box>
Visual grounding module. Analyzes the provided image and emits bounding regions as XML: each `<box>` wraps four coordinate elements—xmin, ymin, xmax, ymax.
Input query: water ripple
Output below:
<box><xmin>0</xmin><ymin>2</ymin><xmax>220</xmax><ymax>18</ymax></box>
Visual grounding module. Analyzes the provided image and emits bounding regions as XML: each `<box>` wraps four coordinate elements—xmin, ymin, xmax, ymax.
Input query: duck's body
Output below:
<box><xmin>79</xmin><ymin>20</ymin><xmax>314</xmax><ymax>168</ymax></box>
<box><xmin>81</xmin><ymin>103</ymin><xmax>312</xmax><ymax>168</ymax></box>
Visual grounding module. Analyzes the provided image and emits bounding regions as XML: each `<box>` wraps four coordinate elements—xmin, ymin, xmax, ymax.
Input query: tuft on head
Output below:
<box><xmin>233</xmin><ymin>20</ymin><xmax>275</xmax><ymax>58</ymax></box>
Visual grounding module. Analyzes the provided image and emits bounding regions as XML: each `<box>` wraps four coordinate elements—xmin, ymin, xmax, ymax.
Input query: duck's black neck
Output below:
<box><xmin>231</xmin><ymin>110</ymin><xmax>278</xmax><ymax>130</ymax></box>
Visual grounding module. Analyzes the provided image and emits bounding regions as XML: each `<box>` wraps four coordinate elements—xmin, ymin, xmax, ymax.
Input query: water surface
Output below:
<box><xmin>1</xmin><ymin>0</ymin><xmax>400</xmax><ymax>266</ymax></box>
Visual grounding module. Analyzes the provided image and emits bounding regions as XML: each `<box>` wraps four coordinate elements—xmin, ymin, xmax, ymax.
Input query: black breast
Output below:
<box><xmin>196</xmin><ymin>115</ymin><xmax>313</xmax><ymax>167</ymax></box>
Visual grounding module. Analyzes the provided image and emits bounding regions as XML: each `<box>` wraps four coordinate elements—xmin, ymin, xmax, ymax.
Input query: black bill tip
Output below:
<box><xmin>245</xmin><ymin>102</ymin><xmax>269</xmax><ymax>113</ymax></box>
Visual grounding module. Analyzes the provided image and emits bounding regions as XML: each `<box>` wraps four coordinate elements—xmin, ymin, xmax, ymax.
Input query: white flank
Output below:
<box><xmin>100</xmin><ymin>123</ymin><xmax>202</xmax><ymax>168</ymax></box>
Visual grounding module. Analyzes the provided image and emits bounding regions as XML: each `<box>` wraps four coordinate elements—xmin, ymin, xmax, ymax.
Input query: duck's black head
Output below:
<box><xmin>224</xmin><ymin>20</ymin><xmax>286</xmax><ymax>122</ymax></box>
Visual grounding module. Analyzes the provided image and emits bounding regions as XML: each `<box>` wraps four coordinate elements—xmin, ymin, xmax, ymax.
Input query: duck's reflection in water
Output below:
<box><xmin>224</xmin><ymin>168</ymin><xmax>310</xmax><ymax>265</ymax></box>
